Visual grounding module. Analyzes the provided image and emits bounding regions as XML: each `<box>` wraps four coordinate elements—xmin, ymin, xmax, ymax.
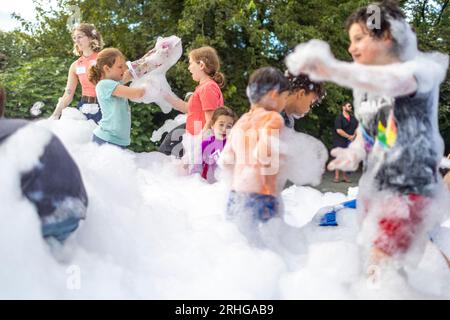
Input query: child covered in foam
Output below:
<box><xmin>286</xmin><ymin>0</ymin><xmax>449</xmax><ymax>276</ymax></box>
<box><xmin>219</xmin><ymin>67</ymin><xmax>328</xmax><ymax>256</ymax></box>
<box><xmin>220</xmin><ymin>67</ymin><xmax>289</xmax><ymax>221</ymax></box>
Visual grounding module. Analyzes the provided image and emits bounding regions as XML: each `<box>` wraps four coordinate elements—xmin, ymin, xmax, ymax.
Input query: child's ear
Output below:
<box><xmin>297</xmin><ymin>89</ymin><xmax>306</xmax><ymax>97</ymax></box>
<box><xmin>268</xmin><ymin>90</ymin><xmax>278</xmax><ymax>99</ymax></box>
<box><xmin>382</xmin><ymin>30</ymin><xmax>393</xmax><ymax>42</ymax></box>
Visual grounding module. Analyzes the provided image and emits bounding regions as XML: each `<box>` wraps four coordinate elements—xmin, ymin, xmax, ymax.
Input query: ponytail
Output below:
<box><xmin>88</xmin><ymin>64</ymin><xmax>103</xmax><ymax>85</ymax></box>
<box><xmin>212</xmin><ymin>71</ymin><xmax>225</xmax><ymax>88</ymax></box>
<box><xmin>189</xmin><ymin>46</ymin><xmax>226</xmax><ymax>88</ymax></box>
<box><xmin>87</xmin><ymin>48</ymin><xmax>125</xmax><ymax>85</ymax></box>
<box><xmin>72</xmin><ymin>23</ymin><xmax>104</xmax><ymax>56</ymax></box>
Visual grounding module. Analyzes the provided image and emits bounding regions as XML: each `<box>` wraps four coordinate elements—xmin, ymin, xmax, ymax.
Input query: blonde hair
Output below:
<box><xmin>88</xmin><ymin>48</ymin><xmax>125</xmax><ymax>84</ymax></box>
<box><xmin>72</xmin><ymin>23</ymin><xmax>104</xmax><ymax>56</ymax></box>
<box><xmin>189</xmin><ymin>46</ymin><xmax>225</xmax><ymax>88</ymax></box>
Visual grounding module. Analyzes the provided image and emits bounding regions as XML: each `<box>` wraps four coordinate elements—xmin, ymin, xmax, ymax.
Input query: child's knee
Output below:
<box><xmin>373</xmin><ymin>194</ymin><xmax>429</xmax><ymax>256</ymax></box>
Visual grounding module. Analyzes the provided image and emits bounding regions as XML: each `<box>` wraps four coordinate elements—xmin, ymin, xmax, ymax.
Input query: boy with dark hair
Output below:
<box><xmin>220</xmin><ymin>67</ymin><xmax>289</xmax><ymax>226</ymax></box>
<box><xmin>282</xmin><ymin>72</ymin><xmax>325</xmax><ymax>128</ymax></box>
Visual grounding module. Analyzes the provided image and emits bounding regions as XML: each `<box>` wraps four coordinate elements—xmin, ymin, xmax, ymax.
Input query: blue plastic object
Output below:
<box><xmin>319</xmin><ymin>211</ymin><xmax>338</xmax><ymax>226</ymax></box>
<box><xmin>318</xmin><ymin>199</ymin><xmax>357</xmax><ymax>227</ymax></box>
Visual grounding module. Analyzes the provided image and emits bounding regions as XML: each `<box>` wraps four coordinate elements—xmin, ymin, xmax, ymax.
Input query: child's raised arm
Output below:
<box><xmin>328</xmin><ymin>61</ymin><xmax>417</xmax><ymax>97</ymax></box>
<box><xmin>286</xmin><ymin>40</ymin><xmax>418</xmax><ymax>97</ymax></box>
<box><xmin>112</xmin><ymin>85</ymin><xmax>145</xmax><ymax>100</ymax></box>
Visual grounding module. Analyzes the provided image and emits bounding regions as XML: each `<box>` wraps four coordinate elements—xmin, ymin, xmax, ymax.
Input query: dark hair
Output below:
<box><xmin>189</xmin><ymin>46</ymin><xmax>225</xmax><ymax>88</ymax></box>
<box><xmin>285</xmin><ymin>71</ymin><xmax>326</xmax><ymax>105</ymax></box>
<box><xmin>246</xmin><ymin>67</ymin><xmax>290</xmax><ymax>104</ymax></box>
<box><xmin>346</xmin><ymin>1</ymin><xmax>407</xmax><ymax>59</ymax></box>
<box><xmin>345</xmin><ymin>1</ymin><xmax>405</xmax><ymax>39</ymax></box>
<box><xmin>88</xmin><ymin>48</ymin><xmax>126</xmax><ymax>84</ymax></box>
<box><xmin>341</xmin><ymin>102</ymin><xmax>354</xmax><ymax>112</ymax></box>
<box><xmin>0</xmin><ymin>86</ymin><xmax>5</xmax><ymax>118</ymax></box>
<box><xmin>211</xmin><ymin>106</ymin><xmax>238</xmax><ymax>125</ymax></box>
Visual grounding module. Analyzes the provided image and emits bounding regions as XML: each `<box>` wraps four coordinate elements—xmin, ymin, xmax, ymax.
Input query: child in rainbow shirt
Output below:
<box><xmin>287</xmin><ymin>1</ymin><xmax>449</xmax><ymax>274</ymax></box>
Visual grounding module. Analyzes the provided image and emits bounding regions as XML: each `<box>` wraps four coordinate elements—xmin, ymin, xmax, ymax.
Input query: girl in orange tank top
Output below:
<box><xmin>49</xmin><ymin>24</ymin><xmax>104</xmax><ymax>123</ymax></box>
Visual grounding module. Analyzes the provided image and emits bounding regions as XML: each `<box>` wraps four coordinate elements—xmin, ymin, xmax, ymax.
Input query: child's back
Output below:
<box><xmin>94</xmin><ymin>79</ymin><xmax>131</xmax><ymax>145</ymax></box>
<box><xmin>227</xmin><ymin>107</ymin><xmax>284</xmax><ymax>195</ymax></box>
<box><xmin>221</xmin><ymin>67</ymin><xmax>289</xmax><ymax>225</ymax></box>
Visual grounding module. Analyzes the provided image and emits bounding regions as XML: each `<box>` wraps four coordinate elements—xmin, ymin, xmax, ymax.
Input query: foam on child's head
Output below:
<box><xmin>246</xmin><ymin>67</ymin><xmax>289</xmax><ymax>104</ymax></box>
<box><xmin>387</xmin><ymin>18</ymin><xmax>418</xmax><ymax>61</ymax></box>
<box><xmin>285</xmin><ymin>71</ymin><xmax>326</xmax><ymax>105</ymax></box>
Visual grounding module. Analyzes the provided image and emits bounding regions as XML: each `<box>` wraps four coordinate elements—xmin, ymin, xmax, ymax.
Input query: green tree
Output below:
<box><xmin>405</xmin><ymin>0</ymin><xmax>450</xmax><ymax>151</ymax></box>
<box><xmin>0</xmin><ymin>56</ymin><xmax>70</xmax><ymax>118</ymax></box>
<box><xmin>1</xmin><ymin>0</ymin><xmax>449</xmax><ymax>153</ymax></box>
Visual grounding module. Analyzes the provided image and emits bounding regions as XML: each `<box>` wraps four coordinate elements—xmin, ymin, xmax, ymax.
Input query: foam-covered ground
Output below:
<box><xmin>0</xmin><ymin>118</ymin><xmax>449</xmax><ymax>299</ymax></box>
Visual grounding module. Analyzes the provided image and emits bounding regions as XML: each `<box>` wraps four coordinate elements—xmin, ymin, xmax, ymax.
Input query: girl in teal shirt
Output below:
<box><xmin>88</xmin><ymin>48</ymin><xmax>145</xmax><ymax>148</ymax></box>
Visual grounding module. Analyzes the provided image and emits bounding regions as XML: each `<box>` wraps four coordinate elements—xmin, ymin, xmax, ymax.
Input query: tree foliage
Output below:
<box><xmin>0</xmin><ymin>0</ymin><xmax>448</xmax><ymax>152</ymax></box>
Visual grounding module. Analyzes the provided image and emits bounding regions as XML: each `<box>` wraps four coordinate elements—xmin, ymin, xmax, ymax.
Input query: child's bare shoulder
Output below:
<box><xmin>263</xmin><ymin>110</ymin><xmax>284</xmax><ymax>128</ymax></box>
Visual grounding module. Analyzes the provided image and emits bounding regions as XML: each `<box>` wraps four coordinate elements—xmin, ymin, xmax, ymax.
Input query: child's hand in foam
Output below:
<box><xmin>286</xmin><ymin>39</ymin><xmax>336</xmax><ymax>81</ymax></box>
<box><xmin>328</xmin><ymin>145</ymin><xmax>365</xmax><ymax>172</ymax></box>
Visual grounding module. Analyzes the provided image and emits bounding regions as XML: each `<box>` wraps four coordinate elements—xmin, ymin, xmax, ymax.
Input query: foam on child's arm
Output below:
<box><xmin>410</xmin><ymin>52</ymin><xmax>449</xmax><ymax>94</ymax></box>
<box><xmin>331</xmin><ymin>61</ymin><xmax>418</xmax><ymax>97</ymax></box>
